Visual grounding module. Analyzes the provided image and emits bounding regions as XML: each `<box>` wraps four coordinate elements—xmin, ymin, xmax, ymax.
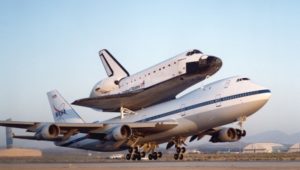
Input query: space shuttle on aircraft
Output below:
<box><xmin>73</xmin><ymin>49</ymin><xmax>222</xmax><ymax>111</ymax></box>
<box><xmin>0</xmin><ymin>48</ymin><xmax>271</xmax><ymax>161</ymax></box>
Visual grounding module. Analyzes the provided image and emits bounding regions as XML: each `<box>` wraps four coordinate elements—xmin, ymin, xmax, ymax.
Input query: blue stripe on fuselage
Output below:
<box><xmin>136</xmin><ymin>89</ymin><xmax>271</xmax><ymax>122</ymax></box>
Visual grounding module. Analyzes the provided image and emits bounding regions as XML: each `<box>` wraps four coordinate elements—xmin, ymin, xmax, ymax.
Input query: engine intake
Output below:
<box><xmin>111</xmin><ymin>125</ymin><xmax>132</xmax><ymax>141</ymax></box>
<box><xmin>210</xmin><ymin>128</ymin><xmax>246</xmax><ymax>143</ymax></box>
<box><xmin>35</xmin><ymin>124</ymin><xmax>60</xmax><ymax>140</ymax></box>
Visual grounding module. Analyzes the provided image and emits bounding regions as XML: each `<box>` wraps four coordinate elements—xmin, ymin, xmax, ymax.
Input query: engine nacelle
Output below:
<box><xmin>35</xmin><ymin>124</ymin><xmax>60</xmax><ymax>140</ymax></box>
<box><xmin>90</xmin><ymin>78</ymin><xmax>120</xmax><ymax>97</ymax></box>
<box><xmin>111</xmin><ymin>125</ymin><xmax>132</xmax><ymax>141</ymax></box>
<box><xmin>209</xmin><ymin>128</ymin><xmax>246</xmax><ymax>143</ymax></box>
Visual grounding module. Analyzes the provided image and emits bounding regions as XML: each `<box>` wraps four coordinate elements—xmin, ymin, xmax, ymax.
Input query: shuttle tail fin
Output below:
<box><xmin>99</xmin><ymin>49</ymin><xmax>129</xmax><ymax>79</ymax></box>
<box><xmin>47</xmin><ymin>90</ymin><xmax>85</xmax><ymax>123</ymax></box>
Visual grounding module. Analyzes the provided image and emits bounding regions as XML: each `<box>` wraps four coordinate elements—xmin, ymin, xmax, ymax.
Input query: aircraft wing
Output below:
<box><xmin>0</xmin><ymin>120</ymin><xmax>105</xmax><ymax>133</ymax></box>
<box><xmin>0</xmin><ymin>120</ymin><xmax>177</xmax><ymax>141</ymax></box>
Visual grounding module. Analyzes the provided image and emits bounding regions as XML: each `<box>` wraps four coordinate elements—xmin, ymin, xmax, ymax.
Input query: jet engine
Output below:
<box><xmin>209</xmin><ymin>128</ymin><xmax>246</xmax><ymax>143</ymax></box>
<box><xmin>35</xmin><ymin>124</ymin><xmax>60</xmax><ymax>140</ymax></box>
<box><xmin>110</xmin><ymin>125</ymin><xmax>132</xmax><ymax>141</ymax></box>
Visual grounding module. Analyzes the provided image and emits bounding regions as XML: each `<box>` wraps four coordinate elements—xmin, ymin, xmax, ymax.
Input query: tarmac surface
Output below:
<box><xmin>1</xmin><ymin>161</ymin><xmax>300</xmax><ymax>170</ymax></box>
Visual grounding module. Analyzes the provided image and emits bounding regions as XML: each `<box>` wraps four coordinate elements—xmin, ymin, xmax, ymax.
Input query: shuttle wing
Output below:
<box><xmin>73</xmin><ymin>74</ymin><xmax>208</xmax><ymax>111</ymax></box>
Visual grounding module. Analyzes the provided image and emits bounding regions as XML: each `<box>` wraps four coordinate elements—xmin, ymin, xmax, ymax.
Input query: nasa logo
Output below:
<box><xmin>53</xmin><ymin>104</ymin><xmax>66</xmax><ymax>118</ymax></box>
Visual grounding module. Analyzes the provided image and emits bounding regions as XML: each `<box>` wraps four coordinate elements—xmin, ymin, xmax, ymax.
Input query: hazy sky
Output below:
<box><xmin>0</xmin><ymin>0</ymin><xmax>300</xmax><ymax>147</ymax></box>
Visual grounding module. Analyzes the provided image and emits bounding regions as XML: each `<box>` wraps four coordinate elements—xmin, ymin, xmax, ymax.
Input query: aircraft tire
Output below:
<box><xmin>157</xmin><ymin>152</ymin><xmax>162</xmax><ymax>158</ymax></box>
<box><xmin>126</xmin><ymin>154</ymin><xmax>131</xmax><ymax>160</ymax></box>
<box><xmin>174</xmin><ymin>153</ymin><xmax>179</xmax><ymax>160</ymax></box>
<box><xmin>148</xmin><ymin>154</ymin><xmax>153</xmax><ymax>160</ymax></box>
<box><xmin>242</xmin><ymin>130</ymin><xmax>246</xmax><ymax>137</ymax></box>
<box><xmin>181</xmin><ymin>147</ymin><xmax>186</xmax><ymax>153</ymax></box>
<box><xmin>179</xmin><ymin>154</ymin><xmax>184</xmax><ymax>160</ymax></box>
<box><xmin>141</xmin><ymin>151</ymin><xmax>146</xmax><ymax>157</ymax></box>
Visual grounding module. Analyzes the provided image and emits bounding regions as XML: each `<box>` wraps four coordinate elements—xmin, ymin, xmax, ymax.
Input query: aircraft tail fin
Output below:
<box><xmin>5</xmin><ymin>118</ymin><xmax>13</xmax><ymax>149</ymax></box>
<box><xmin>47</xmin><ymin>90</ymin><xmax>85</xmax><ymax>123</ymax></box>
<box><xmin>99</xmin><ymin>49</ymin><xmax>129</xmax><ymax>78</ymax></box>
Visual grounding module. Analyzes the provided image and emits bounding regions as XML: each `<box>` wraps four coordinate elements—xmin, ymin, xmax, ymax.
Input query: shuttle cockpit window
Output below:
<box><xmin>186</xmin><ymin>49</ymin><xmax>203</xmax><ymax>56</ymax></box>
<box><xmin>237</xmin><ymin>78</ymin><xmax>250</xmax><ymax>82</ymax></box>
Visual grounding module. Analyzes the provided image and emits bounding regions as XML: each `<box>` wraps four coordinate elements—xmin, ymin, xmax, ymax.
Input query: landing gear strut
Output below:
<box><xmin>237</xmin><ymin>116</ymin><xmax>247</xmax><ymax>137</ymax></box>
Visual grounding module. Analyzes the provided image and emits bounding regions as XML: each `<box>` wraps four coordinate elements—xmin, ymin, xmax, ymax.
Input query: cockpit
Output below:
<box><xmin>186</xmin><ymin>49</ymin><xmax>202</xmax><ymax>56</ymax></box>
<box><xmin>236</xmin><ymin>77</ymin><xmax>250</xmax><ymax>82</ymax></box>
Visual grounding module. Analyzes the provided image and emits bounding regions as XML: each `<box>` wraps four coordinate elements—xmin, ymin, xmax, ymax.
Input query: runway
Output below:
<box><xmin>1</xmin><ymin>161</ymin><xmax>300</xmax><ymax>170</ymax></box>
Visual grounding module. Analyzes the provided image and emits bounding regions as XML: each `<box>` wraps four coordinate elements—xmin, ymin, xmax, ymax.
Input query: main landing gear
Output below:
<box><xmin>166</xmin><ymin>137</ymin><xmax>187</xmax><ymax>160</ymax></box>
<box><xmin>125</xmin><ymin>147</ymin><xmax>145</xmax><ymax>160</ymax></box>
<box><xmin>125</xmin><ymin>146</ymin><xmax>163</xmax><ymax>161</ymax></box>
<box><xmin>148</xmin><ymin>151</ymin><xmax>162</xmax><ymax>160</ymax></box>
<box><xmin>173</xmin><ymin>146</ymin><xmax>186</xmax><ymax>160</ymax></box>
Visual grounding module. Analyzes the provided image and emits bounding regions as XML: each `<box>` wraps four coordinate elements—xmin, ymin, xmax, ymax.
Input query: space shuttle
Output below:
<box><xmin>72</xmin><ymin>49</ymin><xmax>222</xmax><ymax>111</ymax></box>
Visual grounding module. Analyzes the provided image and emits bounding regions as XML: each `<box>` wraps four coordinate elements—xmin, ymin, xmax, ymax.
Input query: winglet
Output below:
<box><xmin>99</xmin><ymin>49</ymin><xmax>129</xmax><ymax>78</ymax></box>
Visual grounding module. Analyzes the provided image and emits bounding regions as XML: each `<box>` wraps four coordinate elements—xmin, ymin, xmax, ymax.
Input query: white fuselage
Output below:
<box><xmin>56</xmin><ymin>76</ymin><xmax>271</xmax><ymax>151</ymax></box>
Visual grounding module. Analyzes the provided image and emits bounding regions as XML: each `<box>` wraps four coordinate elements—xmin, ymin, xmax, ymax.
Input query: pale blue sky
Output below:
<box><xmin>0</xmin><ymin>0</ymin><xmax>300</xmax><ymax>147</ymax></box>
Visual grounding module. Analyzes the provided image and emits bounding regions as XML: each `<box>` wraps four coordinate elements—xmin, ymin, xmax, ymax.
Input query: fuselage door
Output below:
<box><xmin>180</xmin><ymin>104</ymin><xmax>186</xmax><ymax>117</ymax></box>
<box><xmin>224</xmin><ymin>79</ymin><xmax>231</xmax><ymax>88</ymax></box>
<box><xmin>215</xmin><ymin>94</ymin><xmax>222</xmax><ymax>107</ymax></box>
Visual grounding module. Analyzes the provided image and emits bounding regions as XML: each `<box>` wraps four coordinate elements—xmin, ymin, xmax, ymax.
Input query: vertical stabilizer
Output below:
<box><xmin>99</xmin><ymin>49</ymin><xmax>129</xmax><ymax>79</ymax></box>
<box><xmin>5</xmin><ymin>118</ymin><xmax>13</xmax><ymax>149</ymax></box>
<box><xmin>47</xmin><ymin>90</ymin><xmax>85</xmax><ymax>123</ymax></box>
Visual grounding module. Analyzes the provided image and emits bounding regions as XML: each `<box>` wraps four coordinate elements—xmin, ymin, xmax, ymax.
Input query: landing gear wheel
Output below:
<box><xmin>157</xmin><ymin>152</ymin><xmax>162</xmax><ymax>158</ymax></box>
<box><xmin>148</xmin><ymin>154</ymin><xmax>153</xmax><ymax>160</ymax></box>
<box><xmin>132</xmin><ymin>154</ymin><xmax>137</xmax><ymax>160</ymax></box>
<box><xmin>242</xmin><ymin>130</ymin><xmax>246</xmax><ymax>137</ymax></box>
<box><xmin>126</xmin><ymin>154</ymin><xmax>131</xmax><ymax>160</ymax></box>
<box><xmin>128</xmin><ymin>147</ymin><xmax>133</xmax><ymax>153</ymax></box>
<box><xmin>174</xmin><ymin>153</ymin><xmax>179</xmax><ymax>160</ymax></box>
<box><xmin>137</xmin><ymin>153</ymin><xmax>141</xmax><ymax>160</ymax></box>
<box><xmin>179</xmin><ymin>154</ymin><xmax>184</xmax><ymax>160</ymax></box>
<box><xmin>181</xmin><ymin>147</ymin><xmax>186</xmax><ymax>153</ymax></box>
<box><xmin>134</xmin><ymin>147</ymin><xmax>138</xmax><ymax>153</ymax></box>
<box><xmin>176</xmin><ymin>147</ymin><xmax>181</xmax><ymax>153</ymax></box>
<box><xmin>152</xmin><ymin>152</ymin><xmax>158</xmax><ymax>160</ymax></box>
<box><xmin>141</xmin><ymin>151</ymin><xmax>146</xmax><ymax>157</ymax></box>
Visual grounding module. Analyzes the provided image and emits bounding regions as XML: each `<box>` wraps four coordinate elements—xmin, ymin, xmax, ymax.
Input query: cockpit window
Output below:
<box><xmin>186</xmin><ymin>49</ymin><xmax>203</xmax><ymax>56</ymax></box>
<box><xmin>237</xmin><ymin>78</ymin><xmax>250</xmax><ymax>82</ymax></box>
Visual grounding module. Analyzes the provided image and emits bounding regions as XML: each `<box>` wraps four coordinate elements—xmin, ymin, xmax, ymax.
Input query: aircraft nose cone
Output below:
<box><xmin>261</xmin><ymin>89</ymin><xmax>272</xmax><ymax>101</ymax></box>
<box><xmin>203</xmin><ymin>55</ymin><xmax>222</xmax><ymax>75</ymax></box>
<box><xmin>207</xmin><ymin>56</ymin><xmax>222</xmax><ymax>68</ymax></box>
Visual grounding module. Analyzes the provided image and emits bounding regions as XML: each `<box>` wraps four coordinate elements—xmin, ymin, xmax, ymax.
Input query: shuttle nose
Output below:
<box><xmin>199</xmin><ymin>55</ymin><xmax>222</xmax><ymax>75</ymax></box>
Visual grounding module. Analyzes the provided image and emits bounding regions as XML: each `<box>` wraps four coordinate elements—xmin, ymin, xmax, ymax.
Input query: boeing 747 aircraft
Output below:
<box><xmin>72</xmin><ymin>49</ymin><xmax>222</xmax><ymax>111</ymax></box>
<box><xmin>0</xmin><ymin>75</ymin><xmax>271</xmax><ymax>160</ymax></box>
